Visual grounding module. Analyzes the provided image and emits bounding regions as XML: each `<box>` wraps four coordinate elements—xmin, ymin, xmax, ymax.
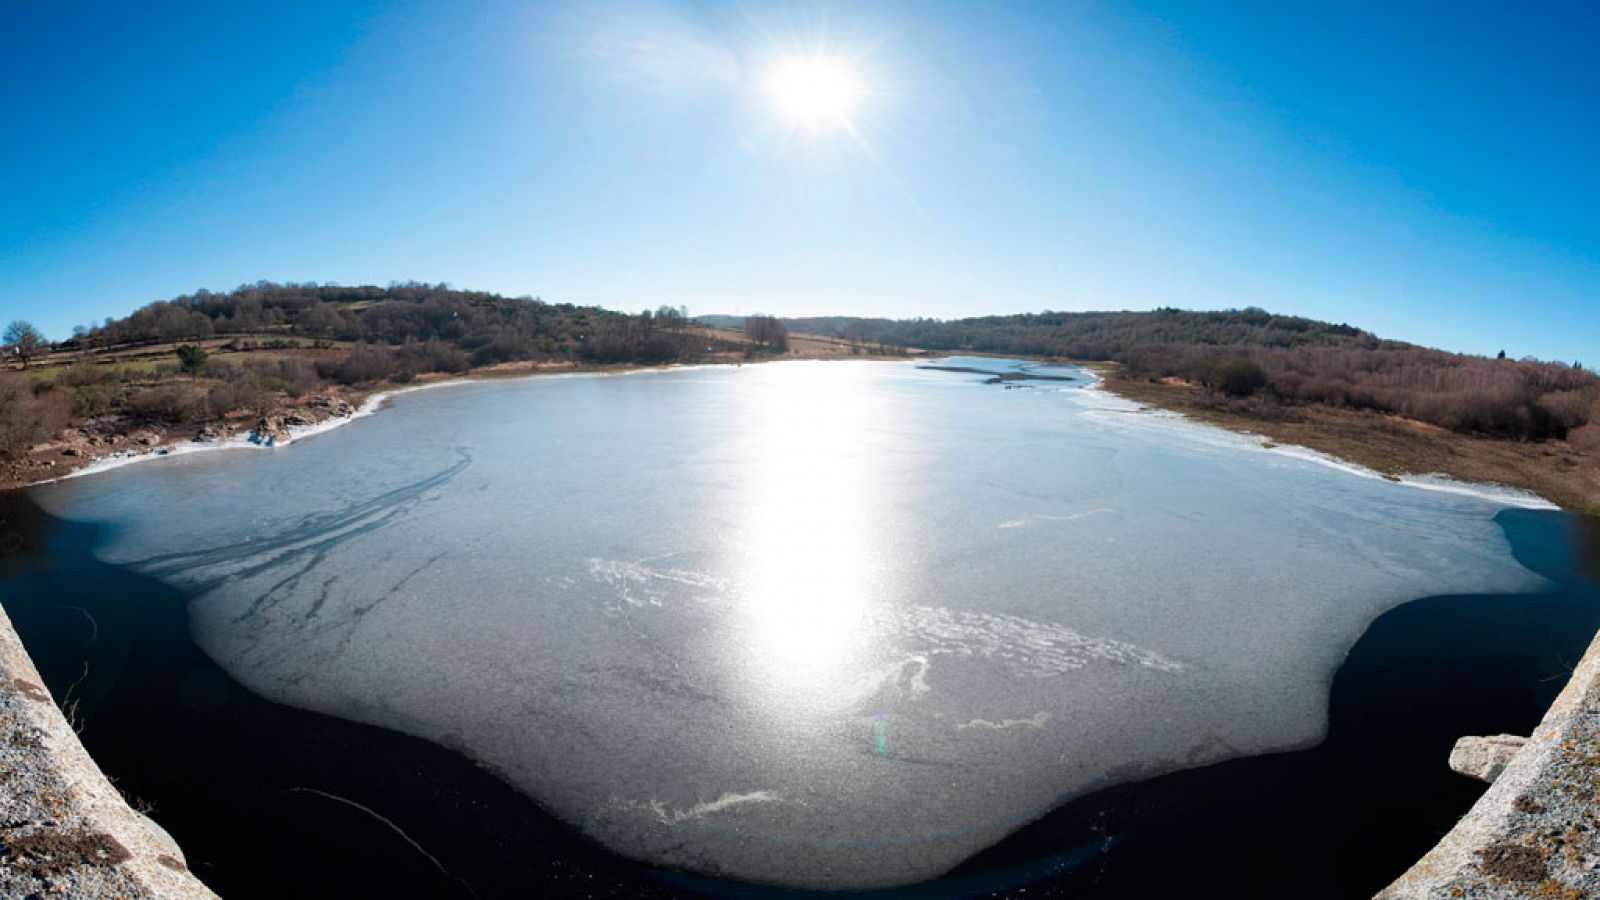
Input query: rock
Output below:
<box><xmin>249</xmin><ymin>416</ymin><xmax>288</xmax><ymax>446</ymax></box>
<box><xmin>1449</xmin><ymin>734</ymin><xmax>1527</xmax><ymax>783</ymax></box>
<box><xmin>306</xmin><ymin>395</ymin><xmax>354</xmax><ymax>417</ymax></box>
<box><xmin>195</xmin><ymin>425</ymin><xmax>228</xmax><ymax>443</ymax></box>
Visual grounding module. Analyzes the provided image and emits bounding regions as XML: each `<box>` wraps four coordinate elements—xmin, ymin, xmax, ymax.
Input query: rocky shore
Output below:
<box><xmin>0</xmin><ymin>392</ymin><xmax>363</xmax><ymax>491</ymax></box>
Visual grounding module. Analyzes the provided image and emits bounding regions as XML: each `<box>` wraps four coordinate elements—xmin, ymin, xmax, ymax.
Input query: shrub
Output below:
<box><xmin>0</xmin><ymin>376</ymin><xmax>68</xmax><ymax>456</ymax></box>
<box><xmin>245</xmin><ymin>357</ymin><xmax>320</xmax><ymax>396</ymax></box>
<box><xmin>205</xmin><ymin>381</ymin><xmax>270</xmax><ymax>417</ymax></box>
<box><xmin>398</xmin><ymin>338</ymin><xmax>469</xmax><ymax>376</ymax></box>
<box><xmin>128</xmin><ymin>385</ymin><xmax>208</xmax><ymax>423</ymax></box>
<box><xmin>1570</xmin><ymin>422</ymin><xmax>1600</xmax><ymax>453</ymax></box>
<box><xmin>70</xmin><ymin>383</ymin><xmax>128</xmax><ymax>418</ymax></box>
<box><xmin>327</xmin><ymin>344</ymin><xmax>397</xmax><ymax>384</ymax></box>
<box><xmin>1214</xmin><ymin>359</ymin><xmax>1269</xmax><ymax>397</ymax></box>
<box><xmin>59</xmin><ymin>358</ymin><xmax>117</xmax><ymax>388</ymax></box>
<box><xmin>175</xmin><ymin>344</ymin><xmax>209</xmax><ymax>377</ymax></box>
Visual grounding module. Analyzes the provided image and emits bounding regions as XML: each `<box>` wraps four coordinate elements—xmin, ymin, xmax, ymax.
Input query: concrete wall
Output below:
<box><xmin>0</xmin><ymin>605</ymin><xmax>217</xmax><ymax>898</ymax></box>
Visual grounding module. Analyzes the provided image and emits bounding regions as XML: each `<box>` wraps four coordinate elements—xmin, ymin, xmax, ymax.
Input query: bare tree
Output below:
<box><xmin>744</xmin><ymin>315</ymin><xmax>788</xmax><ymax>353</ymax></box>
<box><xmin>3</xmin><ymin>321</ymin><xmax>46</xmax><ymax>369</ymax></box>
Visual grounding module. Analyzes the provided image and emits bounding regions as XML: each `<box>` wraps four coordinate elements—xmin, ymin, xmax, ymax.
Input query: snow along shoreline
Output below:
<box><xmin>42</xmin><ymin>361</ymin><xmax>1561</xmax><ymax>516</ymax></box>
<box><xmin>46</xmin><ymin>379</ymin><xmax>460</xmax><ymax>485</ymax></box>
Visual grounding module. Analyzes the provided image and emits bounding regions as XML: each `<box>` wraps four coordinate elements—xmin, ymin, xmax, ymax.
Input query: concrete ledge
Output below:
<box><xmin>1449</xmin><ymin>735</ymin><xmax>1527</xmax><ymax>784</ymax></box>
<box><xmin>0</xmin><ymin>605</ymin><xmax>217</xmax><ymax>898</ymax></box>
<box><xmin>1379</xmin><ymin>629</ymin><xmax>1600</xmax><ymax>899</ymax></box>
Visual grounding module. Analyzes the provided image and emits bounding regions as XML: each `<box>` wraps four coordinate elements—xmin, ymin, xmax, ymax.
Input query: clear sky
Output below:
<box><xmin>3</xmin><ymin>1</ymin><xmax>1597</xmax><ymax>362</ymax></box>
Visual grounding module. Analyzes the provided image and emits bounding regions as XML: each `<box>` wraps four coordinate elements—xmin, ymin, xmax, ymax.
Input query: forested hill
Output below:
<box><xmin>781</xmin><ymin>308</ymin><xmax>1372</xmax><ymax>358</ymax></box>
<box><xmin>775</xmin><ymin>308</ymin><xmax>1599</xmax><ymax>443</ymax></box>
<box><xmin>0</xmin><ymin>283</ymin><xmax>811</xmax><ymax>470</ymax></box>
<box><xmin>11</xmin><ymin>290</ymin><xmax>1598</xmax><ymax>450</ymax></box>
<box><xmin>72</xmin><ymin>281</ymin><xmax>705</xmax><ymax>366</ymax></box>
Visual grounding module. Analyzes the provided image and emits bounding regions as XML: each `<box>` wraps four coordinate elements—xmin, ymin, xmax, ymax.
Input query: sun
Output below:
<box><xmin>764</xmin><ymin>54</ymin><xmax>863</xmax><ymax>130</ymax></box>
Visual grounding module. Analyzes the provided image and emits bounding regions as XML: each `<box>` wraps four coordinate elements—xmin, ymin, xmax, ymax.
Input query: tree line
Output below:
<box><xmin>785</xmin><ymin>307</ymin><xmax>1598</xmax><ymax>442</ymax></box>
<box><xmin>67</xmin><ymin>281</ymin><xmax>713</xmax><ymax>369</ymax></box>
<box><xmin>6</xmin><ymin>294</ymin><xmax>1594</xmax><ymax>459</ymax></box>
<box><xmin>0</xmin><ymin>283</ymin><xmax>781</xmax><ymax>459</ymax></box>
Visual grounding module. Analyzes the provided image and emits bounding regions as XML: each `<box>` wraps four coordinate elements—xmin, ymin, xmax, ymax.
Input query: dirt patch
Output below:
<box><xmin>1478</xmin><ymin>842</ymin><xmax>1549</xmax><ymax>882</ymax></box>
<box><xmin>7</xmin><ymin>678</ymin><xmax>52</xmax><ymax>704</ymax></box>
<box><xmin>2</xmin><ymin>829</ymin><xmax>132</xmax><ymax>874</ymax></box>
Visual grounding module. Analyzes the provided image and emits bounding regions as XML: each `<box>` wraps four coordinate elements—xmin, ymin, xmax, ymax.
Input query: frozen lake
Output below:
<box><xmin>28</xmin><ymin>358</ymin><xmax>1550</xmax><ymax>889</ymax></box>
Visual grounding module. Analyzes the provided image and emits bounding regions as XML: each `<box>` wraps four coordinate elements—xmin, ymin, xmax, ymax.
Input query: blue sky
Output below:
<box><xmin>3</xmin><ymin>1</ymin><xmax>1597</xmax><ymax>362</ymax></box>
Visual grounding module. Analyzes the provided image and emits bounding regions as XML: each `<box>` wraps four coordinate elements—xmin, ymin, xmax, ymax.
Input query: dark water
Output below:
<box><xmin>15</xmin><ymin>361</ymin><xmax>1561</xmax><ymax>890</ymax></box>
<box><xmin>2</xmin><ymin>491</ymin><xmax>1596</xmax><ymax>899</ymax></box>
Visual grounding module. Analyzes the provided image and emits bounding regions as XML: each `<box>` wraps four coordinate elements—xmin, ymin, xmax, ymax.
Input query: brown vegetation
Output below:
<box><xmin>3</xmin><ymin>322</ymin><xmax>47</xmax><ymax>369</ymax></box>
<box><xmin>1478</xmin><ymin>842</ymin><xmax>1548</xmax><ymax>882</ymax></box>
<box><xmin>10</xmin><ymin>291</ymin><xmax>1597</xmax><ymax>510</ymax></box>
<box><xmin>0</xmin><ymin>284</ymin><xmax>914</xmax><ymax>489</ymax></box>
<box><xmin>72</xmin><ymin>281</ymin><xmax>725</xmax><ymax>370</ymax></box>
<box><xmin>790</xmin><ymin>307</ymin><xmax>1598</xmax><ymax>444</ymax></box>
<box><xmin>0</xmin><ymin>283</ymin><xmax>784</xmax><ymax>463</ymax></box>
<box><xmin>743</xmin><ymin>314</ymin><xmax>789</xmax><ymax>353</ymax></box>
<box><xmin>1099</xmin><ymin>369</ymin><xmax>1600</xmax><ymax>512</ymax></box>
<box><xmin>0</xmin><ymin>376</ymin><xmax>68</xmax><ymax>459</ymax></box>
<box><xmin>1119</xmin><ymin>342</ymin><xmax>1595</xmax><ymax>442</ymax></box>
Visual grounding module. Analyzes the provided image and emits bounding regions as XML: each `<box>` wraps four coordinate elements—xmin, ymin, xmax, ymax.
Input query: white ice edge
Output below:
<box><xmin>46</xmin><ymin>383</ymin><xmax>415</xmax><ymax>485</ymax></box>
<box><xmin>1075</xmin><ymin>377</ymin><xmax>1559</xmax><ymax>511</ymax></box>
<box><xmin>39</xmin><ymin>365</ymin><xmax>733</xmax><ymax>486</ymax></box>
<box><xmin>1261</xmin><ymin>442</ymin><xmax>1559</xmax><ymax>510</ymax></box>
<box><xmin>39</xmin><ymin>360</ymin><xmax>1565</xmax><ymax>511</ymax></box>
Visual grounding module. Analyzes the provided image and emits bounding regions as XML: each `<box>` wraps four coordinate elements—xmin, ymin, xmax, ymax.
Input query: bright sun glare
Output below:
<box><xmin>765</xmin><ymin>54</ymin><xmax>863</xmax><ymax>129</ymax></box>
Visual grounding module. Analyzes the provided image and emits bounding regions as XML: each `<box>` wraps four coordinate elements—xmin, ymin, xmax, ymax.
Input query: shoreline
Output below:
<box><xmin>1073</xmin><ymin>366</ymin><xmax>1560</xmax><ymax>511</ymax></box>
<box><xmin>1081</xmin><ymin>362</ymin><xmax>1597</xmax><ymax>513</ymax></box>
<box><xmin>3</xmin><ymin>354</ymin><xmax>906</xmax><ymax>492</ymax></box>
<box><xmin>15</xmin><ymin>354</ymin><xmax>1573</xmax><ymax>518</ymax></box>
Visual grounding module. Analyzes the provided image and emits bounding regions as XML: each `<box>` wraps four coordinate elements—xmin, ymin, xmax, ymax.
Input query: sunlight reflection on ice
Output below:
<box><xmin>731</xmin><ymin>362</ymin><xmax>885</xmax><ymax>715</ymax></box>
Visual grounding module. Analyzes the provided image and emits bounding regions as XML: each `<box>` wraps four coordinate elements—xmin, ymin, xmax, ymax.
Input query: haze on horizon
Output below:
<box><xmin>3</xmin><ymin>0</ymin><xmax>1598</xmax><ymax>364</ymax></box>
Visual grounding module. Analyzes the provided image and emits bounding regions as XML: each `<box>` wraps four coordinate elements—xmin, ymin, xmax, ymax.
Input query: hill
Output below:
<box><xmin>0</xmin><ymin>283</ymin><xmax>824</xmax><ymax>481</ymax></box>
<box><xmin>782</xmin><ymin>308</ymin><xmax>1599</xmax><ymax>444</ymax></box>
